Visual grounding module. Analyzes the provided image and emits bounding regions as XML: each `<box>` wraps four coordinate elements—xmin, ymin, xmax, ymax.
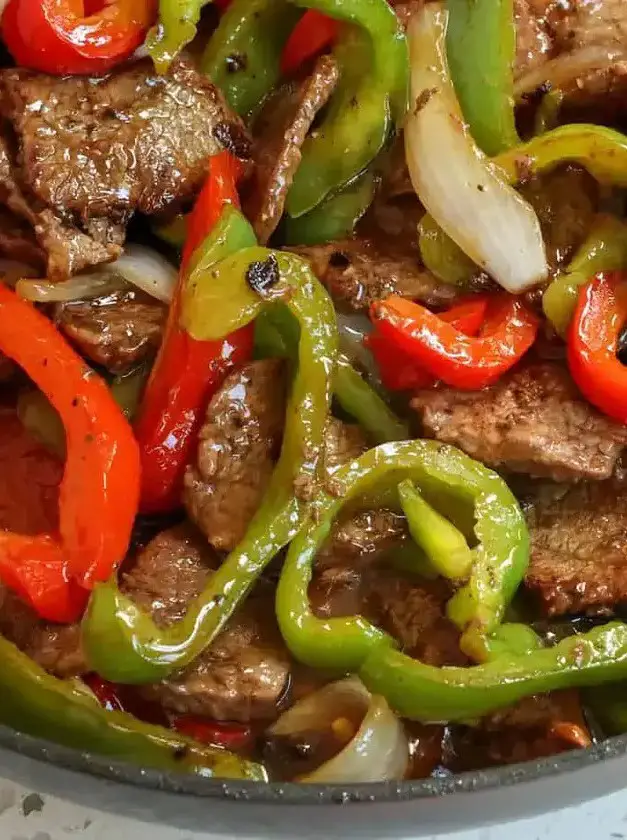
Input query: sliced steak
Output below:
<box><xmin>0</xmin><ymin>586</ymin><xmax>85</xmax><ymax>677</ymax></box>
<box><xmin>0</xmin><ymin>206</ymin><xmax>45</xmax><ymax>269</ymax></box>
<box><xmin>55</xmin><ymin>289</ymin><xmax>166</xmax><ymax>374</ymax></box>
<box><xmin>514</xmin><ymin>0</ymin><xmax>627</xmax><ymax>121</ymax></box>
<box><xmin>0</xmin><ymin>133</ymin><xmax>122</xmax><ymax>278</ymax></box>
<box><xmin>519</xmin><ymin>166</ymin><xmax>598</xmax><ymax>274</ymax></box>
<box><xmin>0</xmin><ymin>58</ymin><xmax>250</xmax><ymax>278</ymax></box>
<box><xmin>525</xmin><ymin>481</ymin><xmax>627</xmax><ymax>616</ymax></box>
<box><xmin>243</xmin><ymin>55</ymin><xmax>340</xmax><ymax>244</ymax></box>
<box><xmin>124</xmin><ymin>525</ymin><xmax>290</xmax><ymax>722</ymax></box>
<box><xmin>183</xmin><ymin>359</ymin><xmax>288</xmax><ymax>553</ymax></box>
<box><xmin>412</xmin><ymin>363</ymin><xmax>627</xmax><ymax>482</ymax></box>
<box><xmin>293</xmin><ymin>238</ymin><xmax>459</xmax><ymax>313</ymax></box>
<box><xmin>322</xmin><ymin>416</ymin><xmax>367</xmax><ymax>475</ymax></box>
<box><xmin>364</xmin><ymin>569</ymin><xmax>467</xmax><ymax>667</ymax></box>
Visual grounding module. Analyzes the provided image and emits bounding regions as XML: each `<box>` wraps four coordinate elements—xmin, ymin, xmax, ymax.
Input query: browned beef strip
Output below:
<box><xmin>54</xmin><ymin>289</ymin><xmax>166</xmax><ymax>374</ymax></box>
<box><xmin>519</xmin><ymin>166</ymin><xmax>598</xmax><ymax>274</ymax></box>
<box><xmin>0</xmin><ymin>525</ymin><xmax>291</xmax><ymax>722</ymax></box>
<box><xmin>122</xmin><ymin>525</ymin><xmax>291</xmax><ymax>722</ymax></box>
<box><xmin>183</xmin><ymin>359</ymin><xmax>288</xmax><ymax>553</ymax></box>
<box><xmin>412</xmin><ymin>363</ymin><xmax>627</xmax><ymax>482</ymax></box>
<box><xmin>292</xmin><ymin>238</ymin><xmax>459</xmax><ymax>312</ymax></box>
<box><xmin>243</xmin><ymin>56</ymin><xmax>340</xmax><ymax>244</ymax></box>
<box><xmin>0</xmin><ymin>58</ymin><xmax>249</xmax><ymax>278</ymax></box>
<box><xmin>0</xmin><ymin>586</ymin><xmax>85</xmax><ymax>677</ymax></box>
<box><xmin>0</xmin><ymin>133</ymin><xmax>124</xmax><ymax>278</ymax></box>
<box><xmin>525</xmin><ymin>481</ymin><xmax>627</xmax><ymax>616</ymax></box>
<box><xmin>514</xmin><ymin>0</ymin><xmax>627</xmax><ymax>120</ymax></box>
<box><xmin>0</xmin><ymin>206</ymin><xmax>45</xmax><ymax>269</ymax></box>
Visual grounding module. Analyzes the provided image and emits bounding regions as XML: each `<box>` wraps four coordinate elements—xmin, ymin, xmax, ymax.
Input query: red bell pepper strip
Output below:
<box><xmin>367</xmin><ymin>296</ymin><xmax>490</xmax><ymax>391</ymax></box>
<box><xmin>172</xmin><ymin>717</ymin><xmax>253</xmax><ymax>750</ymax></box>
<box><xmin>2</xmin><ymin>0</ymin><xmax>156</xmax><ymax>77</ymax></box>
<box><xmin>280</xmin><ymin>9</ymin><xmax>340</xmax><ymax>77</ymax></box>
<box><xmin>135</xmin><ymin>151</ymin><xmax>253</xmax><ymax>514</ymax></box>
<box><xmin>370</xmin><ymin>294</ymin><xmax>539</xmax><ymax>391</ymax></box>
<box><xmin>567</xmin><ymin>272</ymin><xmax>627</xmax><ymax>425</ymax></box>
<box><xmin>0</xmin><ymin>284</ymin><xmax>140</xmax><ymax>618</ymax></box>
<box><xmin>83</xmin><ymin>674</ymin><xmax>126</xmax><ymax>712</ymax></box>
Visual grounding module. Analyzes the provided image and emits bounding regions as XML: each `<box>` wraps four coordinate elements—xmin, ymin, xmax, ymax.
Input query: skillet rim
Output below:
<box><xmin>1</xmin><ymin>724</ymin><xmax>625</xmax><ymax>804</ymax></box>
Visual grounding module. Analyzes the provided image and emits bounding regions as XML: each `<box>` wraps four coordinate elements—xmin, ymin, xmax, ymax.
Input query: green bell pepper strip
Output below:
<box><xmin>543</xmin><ymin>214</ymin><xmax>627</xmax><ymax>337</ymax></box>
<box><xmin>147</xmin><ymin>0</ymin><xmax>212</xmax><ymax>73</ymax></box>
<box><xmin>82</xmin><ymin>215</ymin><xmax>337</xmax><ymax>684</ymax></box>
<box><xmin>255</xmin><ymin>304</ymin><xmax>409</xmax><ymax>444</ymax></box>
<box><xmin>584</xmin><ymin>682</ymin><xmax>627</xmax><ymax>735</ymax></box>
<box><xmin>418</xmin><ymin>212</ymin><xmax>477</xmax><ymax>287</ymax></box>
<box><xmin>286</xmin><ymin>0</ymin><xmax>407</xmax><ymax>218</ymax></box>
<box><xmin>534</xmin><ymin>90</ymin><xmax>565</xmax><ymax>136</ymax></box>
<box><xmin>202</xmin><ymin>0</ymin><xmax>301</xmax><ymax>119</ymax></box>
<box><xmin>276</xmin><ymin>440</ymin><xmax>529</xmax><ymax>672</ymax></box>
<box><xmin>0</xmin><ymin>635</ymin><xmax>264</xmax><ymax>779</ymax></box>
<box><xmin>282</xmin><ymin>170</ymin><xmax>377</xmax><ymax>246</ymax></box>
<box><xmin>398</xmin><ymin>478</ymin><xmax>473</xmax><ymax>580</ymax></box>
<box><xmin>445</xmin><ymin>0</ymin><xmax>519</xmax><ymax>156</ymax></box>
<box><xmin>360</xmin><ymin>621</ymin><xmax>627</xmax><ymax>723</ymax></box>
<box><xmin>493</xmin><ymin>124</ymin><xmax>627</xmax><ymax>188</ymax></box>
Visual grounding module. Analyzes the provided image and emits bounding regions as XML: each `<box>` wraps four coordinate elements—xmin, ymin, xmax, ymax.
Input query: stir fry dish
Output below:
<box><xmin>1</xmin><ymin>0</ymin><xmax>627</xmax><ymax>784</ymax></box>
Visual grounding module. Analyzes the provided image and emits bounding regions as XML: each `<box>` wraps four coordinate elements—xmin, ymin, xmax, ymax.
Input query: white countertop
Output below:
<box><xmin>1</xmin><ymin>749</ymin><xmax>627</xmax><ymax>840</ymax></box>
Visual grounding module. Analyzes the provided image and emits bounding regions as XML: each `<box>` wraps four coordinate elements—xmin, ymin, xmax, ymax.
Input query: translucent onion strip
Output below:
<box><xmin>16</xmin><ymin>244</ymin><xmax>177</xmax><ymax>304</ymax></box>
<box><xmin>404</xmin><ymin>3</ymin><xmax>548</xmax><ymax>293</ymax></box>
<box><xmin>514</xmin><ymin>45</ymin><xmax>627</xmax><ymax>101</ymax></box>
<box><xmin>269</xmin><ymin>677</ymin><xmax>409</xmax><ymax>783</ymax></box>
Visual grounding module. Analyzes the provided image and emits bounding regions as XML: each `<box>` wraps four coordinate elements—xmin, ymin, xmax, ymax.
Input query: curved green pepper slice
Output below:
<box><xmin>286</xmin><ymin>0</ymin><xmax>408</xmax><ymax>217</ymax></box>
<box><xmin>283</xmin><ymin>170</ymin><xmax>377</xmax><ymax>246</ymax></box>
<box><xmin>360</xmin><ymin>622</ymin><xmax>627</xmax><ymax>722</ymax></box>
<box><xmin>148</xmin><ymin>0</ymin><xmax>214</xmax><ymax>73</ymax></box>
<box><xmin>276</xmin><ymin>440</ymin><xmax>529</xmax><ymax>672</ymax></box>
<box><xmin>0</xmin><ymin>635</ymin><xmax>264</xmax><ymax>779</ymax></box>
<box><xmin>543</xmin><ymin>214</ymin><xmax>627</xmax><ymax>337</ymax></box>
<box><xmin>82</xmin><ymin>209</ymin><xmax>337</xmax><ymax>684</ymax></box>
<box><xmin>202</xmin><ymin>0</ymin><xmax>301</xmax><ymax>119</ymax></box>
<box><xmin>445</xmin><ymin>0</ymin><xmax>519</xmax><ymax>156</ymax></box>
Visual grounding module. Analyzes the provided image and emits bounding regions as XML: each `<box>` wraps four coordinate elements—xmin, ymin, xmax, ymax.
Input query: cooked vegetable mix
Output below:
<box><xmin>0</xmin><ymin>0</ymin><xmax>626</xmax><ymax>785</ymax></box>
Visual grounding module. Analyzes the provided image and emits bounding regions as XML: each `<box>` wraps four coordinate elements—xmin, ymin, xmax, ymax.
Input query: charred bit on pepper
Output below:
<box><xmin>225</xmin><ymin>52</ymin><xmax>248</xmax><ymax>73</ymax></box>
<box><xmin>246</xmin><ymin>253</ymin><xmax>280</xmax><ymax>295</ymax></box>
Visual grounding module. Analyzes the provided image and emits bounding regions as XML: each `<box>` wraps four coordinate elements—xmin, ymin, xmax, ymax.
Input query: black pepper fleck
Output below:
<box><xmin>225</xmin><ymin>52</ymin><xmax>248</xmax><ymax>73</ymax></box>
<box><xmin>246</xmin><ymin>253</ymin><xmax>280</xmax><ymax>295</ymax></box>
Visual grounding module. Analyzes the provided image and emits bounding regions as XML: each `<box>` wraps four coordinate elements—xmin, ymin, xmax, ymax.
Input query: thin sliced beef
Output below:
<box><xmin>519</xmin><ymin>165</ymin><xmax>598</xmax><ymax>274</ymax></box>
<box><xmin>0</xmin><ymin>206</ymin><xmax>44</xmax><ymax>269</ymax></box>
<box><xmin>0</xmin><ymin>58</ymin><xmax>249</xmax><ymax>278</ymax></box>
<box><xmin>0</xmin><ymin>525</ymin><xmax>291</xmax><ymax>722</ymax></box>
<box><xmin>123</xmin><ymin>525</ymin><xmax>290</xmax><ymax>722</ymax></box>
<box><xmin>243</xmin><ymin>56</ymin><xmax>339</xmax><ymax>244</ymax></box>
<box><xmin>525</xmin><ymin>481</ymin><xmax>627</xmax><ymax>616</ymax></box>
<box><xmin>183</xmin><ymin>359</ymin><xmax>288</xmax><ymax>552</ymax></box>
<box><xmin>54</xmin><ymin>289</ymin><xmax>166</xmax><ymax>373</ymax></box>
<box><xmin>293</xmin><ymin>238</ymin><xmax>459</xmax><ymax>313</ymax></box>
<box><xmin>322</xmin><ymin>416</ymin><xmax>367</xmax><ymax>476</ymax></box>
<box><xmin>514</xmin><ymin>0</ymin><xmax>627</xmax><ymax>122</ymax></box>
<box><xmin>0</xmin><ymin>133</ymin><xmax>123</xmax><ymax>278</ymax></box>
<box><xmin>412</xmin><ymin>363</ymin><xmax>627</xmax><ymax>482</ymax></box>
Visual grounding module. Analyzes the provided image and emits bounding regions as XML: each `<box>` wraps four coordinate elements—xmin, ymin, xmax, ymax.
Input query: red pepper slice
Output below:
<box><xmin>135</xmin><ymin>151</ymin><xmax>254</xmax><ymax>514</ymax></box>
<box><xmin>281</xmin><ymin>9</ymin><xmax>340</xmax><ymax>76</ymax></box>
<box><xmin>567</xmin><ymin>272</ymin><xmax>627</xmax><ymax>425</ymax></box>
<box><xmin>172</xmin><ymin>717</ymin><xmax>253</xmax><ymax>750</ymax></box>
<box><xmin>0</xmin><ymin>285</ymin><xmax>139</xmax><ymax>618</ymax></box>
<box><xmin>2</xmin><ymin>0</ymin><xmax>156</xmax><ymax>77</ymax></box>
<box><xmin>83</xmin><ymin>674</ymin><xmax>126</xmax><ymax>712</ymax></box>
<box><xmin>367</xmin><ymin>296</ymin><xmax>490</xmax><ymax>391</ymax></box>
<box><xmin>371</xmin><ymin>294</ymin><xmax>539</xmax><ymax>391</ymax></box>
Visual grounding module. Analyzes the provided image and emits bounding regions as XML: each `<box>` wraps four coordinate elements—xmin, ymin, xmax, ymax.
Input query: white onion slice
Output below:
<box><xmin>16</xmin><ymin>244</ymin><xmax>177</xmax><ymax>304</ymax></box>
<box><xmin>404</xmin><ymin>4</ymin><xmax>548</xmax><ymax>293</ymax></box>
<box><xmin>16</xmin><ymin>271</ymin><xmax>125</xmax><ymax>303</ymax></box>
<box><xmin>514</xmin><ymin>46</ymin><xmax>627</xmax><ymax>101</ymax></box>
<box><xmin>113</xmin><ymin>244</ymin><xmax>177</xmax><ymax>303</ymax></box>
<box><xmin>269</xmin><ymin>677</ymin><xmax>408</xmax><ymax>783</ymax></box>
